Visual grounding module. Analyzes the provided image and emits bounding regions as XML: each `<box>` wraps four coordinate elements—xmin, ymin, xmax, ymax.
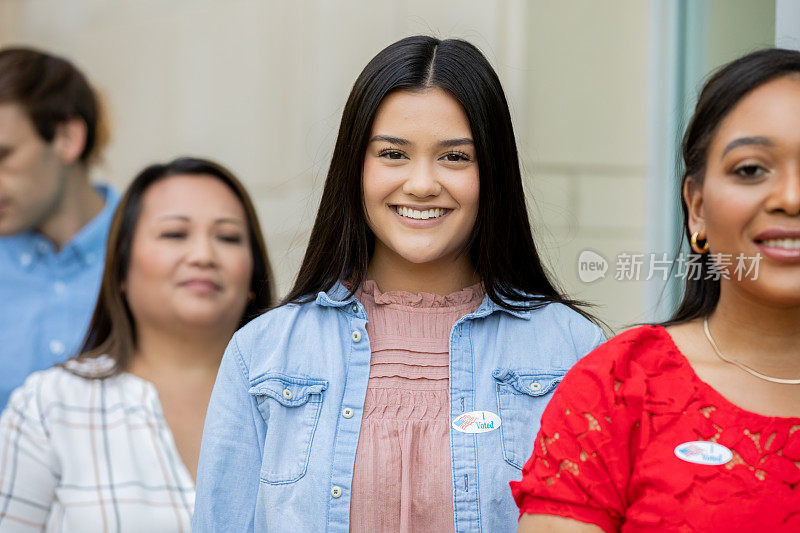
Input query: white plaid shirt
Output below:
<box><xmin>0</xmin><ymin>357</ymin><xmax>194</xmax><ymax>532</ymax></box>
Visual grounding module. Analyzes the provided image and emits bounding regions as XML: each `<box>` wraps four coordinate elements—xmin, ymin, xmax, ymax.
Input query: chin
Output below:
<box><xmin>389</xmin><ymin>242</ymin><xmax>460</xmax><ymax>265</ymax></box>
<box><xmin>740</xmin><ymin>283</ymin><xmax>800</xmax><ymax>308</ymax></box>
<box><xmin>395</xmin><ymin>251</ymin><xmax>450</xmax><ymax>265</ymax></box>
<box><xmin>177</xmin><ymin>308</ymin><xmax>240</xmax><ymax>330</ymax></box>
<box><xmin>0</xmin><ymin>220</ymin><xmax>23</xmax><ymax>235</ymax></box>
<box><xmin>760</xmin><ymin>291</ymin><xmax>800</xmax><ymax>308</ymax></box>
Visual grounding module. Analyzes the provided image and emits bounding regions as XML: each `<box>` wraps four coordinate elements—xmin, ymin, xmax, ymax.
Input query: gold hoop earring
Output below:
<box><xmin>691</xmin><ymin>231</ymin><xmax>709</xmax><ymax>254</ymax></box>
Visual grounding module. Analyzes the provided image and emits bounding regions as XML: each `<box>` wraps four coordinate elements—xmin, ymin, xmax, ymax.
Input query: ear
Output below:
<box><xmin>52</xmin><ymin>117</ymin><xmax>88</xmax><ymax>165</ymax></box>
<box><xmin>683</xmin><ymin>177</ymin><xmax>705</xmax><ymax>236</ymax></box>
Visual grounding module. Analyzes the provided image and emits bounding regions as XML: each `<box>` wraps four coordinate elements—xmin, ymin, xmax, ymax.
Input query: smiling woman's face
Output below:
<box><xmin>124</xmin><ymin>175</ymin><xmax>254</xmax><ymax>336</ymax></box>
<box><xmin>686</xmin><ymin>75</ymin><xmax>800</xmax><ymax>306</ymax></box>
<box><xmin>362</xmin><ymin>88</ymin><xmax>479</xmax><ymax>268</ymax></box>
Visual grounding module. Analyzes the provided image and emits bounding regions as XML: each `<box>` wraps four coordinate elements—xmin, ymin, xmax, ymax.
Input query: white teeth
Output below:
<box><xmin>762</xmin><ymin>238</ymin><xmax>800</xmax><ymax>249</ymax></box>
<box><xmin>394</xmin><ymin>206</ymin><xmax>447</xmax><ymax>220</ymax></box>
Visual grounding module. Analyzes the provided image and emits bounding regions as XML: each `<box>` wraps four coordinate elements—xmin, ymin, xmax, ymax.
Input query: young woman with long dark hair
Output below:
<box><xmin>0</xmin><ymin>157</ymin><xmax>273</xmax><ymax>531</ymax></box>
<box><xmin>193</xmin><ymin>35</ymin><xmax>604</xmax><ymax>532</ymax></box>
<box><xmin>513</xmin><ymin>48</ymin><xmax>800</xmax><ymax>532</ymax></box>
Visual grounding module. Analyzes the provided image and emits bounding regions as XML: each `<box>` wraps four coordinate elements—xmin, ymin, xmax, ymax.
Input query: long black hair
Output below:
<box><xmin>665</xmin><ymin>48</ymin><xmax>800</xmax><ymax>325</ymax></box>
<box><xmin>283</xmin><ymin>35</ymin><xmax>592</xmax><ymax>319</ymax></box>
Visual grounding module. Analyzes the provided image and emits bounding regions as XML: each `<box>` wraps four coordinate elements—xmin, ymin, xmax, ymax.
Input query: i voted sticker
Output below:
<box><xmin>674</xmin><ymin>441</ymin><xmax>732</xmax><ymax>466</ymax></box>
<box><xmin>452</xmin><ymin>410</ymin><xmax>501</xmax><ymax>433</ymax></box>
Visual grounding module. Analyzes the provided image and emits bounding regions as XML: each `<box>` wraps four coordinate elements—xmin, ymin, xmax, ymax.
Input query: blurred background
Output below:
<box><xmin>0</xmin><ymin>0</ymin><xmax>793</xmax><ymax>330</ymax></box>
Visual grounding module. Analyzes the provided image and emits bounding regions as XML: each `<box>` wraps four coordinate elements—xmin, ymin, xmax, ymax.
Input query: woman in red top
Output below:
<box><xmin>512</xmin><ymin>48</ymin><xmax>800</xmax><ymax>532</ymax></box>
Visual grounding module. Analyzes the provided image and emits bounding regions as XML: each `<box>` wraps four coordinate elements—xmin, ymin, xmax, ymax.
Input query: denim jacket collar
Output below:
<box><xmin>314</xmin><ymin>280</ymin><xmax>532</xmax><ymax>320</ymax></box>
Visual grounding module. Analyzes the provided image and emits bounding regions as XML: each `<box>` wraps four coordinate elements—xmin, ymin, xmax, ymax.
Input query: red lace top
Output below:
<box><xmin>510</xmin><ymin>325</ymin><xmax>800</xmax><ymax>532</ymax></box>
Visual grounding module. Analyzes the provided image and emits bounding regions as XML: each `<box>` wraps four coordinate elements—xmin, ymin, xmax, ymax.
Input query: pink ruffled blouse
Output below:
<box><xmin>348</xmin><ymin>280</ymin><xmax>484</xmax><ymax>533</ymax></box>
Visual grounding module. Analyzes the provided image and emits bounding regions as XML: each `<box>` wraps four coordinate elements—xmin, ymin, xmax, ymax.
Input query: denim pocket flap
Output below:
<box><xmin>248</xmin><ymin>374</ymin><xmax>328</xmax><ymax>407</ymax></box>
<box><xmin>492</xmin><ymin>368</ymin><xmax>563</xmax><ymax>397</ymax></box>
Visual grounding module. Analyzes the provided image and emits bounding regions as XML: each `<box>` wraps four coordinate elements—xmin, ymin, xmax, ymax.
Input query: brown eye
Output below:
<box><xmin>218</xmin><ymin>234</ymin><xmax>243</xmax><ymax>244</ymax></box>
<box><xmin>379</xmin><ymin>150</ymin><xmax>405</xmax><ymax>160</ymax></box>
<box><xmin>734</xmin><ymin>165</ymin><xmax>766</xmax><ymax>179</ymax></box>
<box><xmin>442</xmin><ymin>152</ymin><xmax>470</xmax><ymax>162</ymax></box>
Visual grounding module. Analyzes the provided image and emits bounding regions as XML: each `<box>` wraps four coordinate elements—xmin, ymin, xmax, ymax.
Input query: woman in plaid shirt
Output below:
<box><xmin>0</xmin><ymin>157</ymin><xmax>273</xmax><ymax>532</ymax></box>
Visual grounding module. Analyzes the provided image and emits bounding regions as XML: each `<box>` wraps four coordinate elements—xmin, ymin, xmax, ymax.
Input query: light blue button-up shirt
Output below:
<box><xmin>194</xmin><ymin>281</ymin><xmax>605</xmax><ymax>532</ymax></box>
<box><xmin>0</xmin><ymin>184</ymin><xmax>119</xmax><ymax>409</ymax></box>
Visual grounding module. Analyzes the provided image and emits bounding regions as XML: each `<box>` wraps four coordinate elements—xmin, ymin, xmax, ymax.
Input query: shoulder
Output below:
<box><xmin>530</xmin><ymin>301</ymin><xmax>604</xmax><ymax>339</ymax></box>
<box><xmin>556</xmin><ymin>325</ymin><xmax>683</xmax><ymax>403</ymax></box>
<box><xmin>230</xmin><ymin>300</ymin><xmax>337</xmax><ymax>368</ymax></box>
<box><xmin>524</xmin><ymin>301</ymin><xmax>606</xmax><ymax>360</ymax></box>
<box><xmin>235</xmin><ymin>300</ymin><xmax>321</xmax><ymax>340</ymax></box>
<box><xmin>567</xmin><ymin>325</ymin><xmax>673</xmax><ymax>372</ymax></box>
<box><xmin>4</xmin><ymin>364</ymin><xmax>95</xmax><ymax>418</ymax></box>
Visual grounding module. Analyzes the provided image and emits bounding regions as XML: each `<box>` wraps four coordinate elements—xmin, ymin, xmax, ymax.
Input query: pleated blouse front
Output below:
<box><xmin>349</xmin><ymin>280</ymin><xmax>484</xmax><ymax>533</ymax></box>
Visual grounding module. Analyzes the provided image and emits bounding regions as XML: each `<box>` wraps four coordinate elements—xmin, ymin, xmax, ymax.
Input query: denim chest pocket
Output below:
<box><xmin>248</xmin><ymin>373</ymin><xmax>328</xmax><ymax>484</ymax></box>
<box><xmin>492</xmin><ymin>368</ymin><xmax>566</xmax><ymax>469</ymax></box>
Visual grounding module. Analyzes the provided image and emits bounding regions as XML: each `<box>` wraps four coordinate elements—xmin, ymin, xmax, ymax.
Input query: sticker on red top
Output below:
<box><xmin>452</xmin><ymin>410</ymin><xmax>501</xmax><ymax>433</ymax></box>
<box><xmin>674</xmin><ymin>441</ymin><xmax>732</xmax><ymax>465</ymax></box>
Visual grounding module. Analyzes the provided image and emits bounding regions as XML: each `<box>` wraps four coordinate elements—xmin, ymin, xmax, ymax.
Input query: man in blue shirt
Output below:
<box><xmin>0</xmin><ymin>48</ymin><xmax>119</xmax><ymax>409</ymax></box>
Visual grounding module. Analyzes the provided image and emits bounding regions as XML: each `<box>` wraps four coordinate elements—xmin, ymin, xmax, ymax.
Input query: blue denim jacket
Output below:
<box><xmin>193</xmin><ymin>282</ymin><xmax>604</xmax><ymax>532</ymax></box>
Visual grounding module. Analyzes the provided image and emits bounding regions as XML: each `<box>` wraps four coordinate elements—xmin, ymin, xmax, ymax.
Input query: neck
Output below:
<box><xmin>366</xmin><ymin>244</ymin><xmax>480</xmax><ymax>295</ymax></box>
<box><xmin>39</xmin><ymin>165</ymin><xmax>104</xmax><ymax>249</ymax></box>
<box><xmin>127</xmin><ymin>323</ymin><xmax>233</xmax><ymax>382</ymax></box>
<box><xmin>708</xmin><ymin>284</ymin><xmax>800</xmax><ymax>376</ymax></box>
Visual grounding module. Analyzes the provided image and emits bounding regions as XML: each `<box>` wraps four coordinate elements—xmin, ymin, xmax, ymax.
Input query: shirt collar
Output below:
<box><xmin>67</xmin><ymin>184</ymin><xmax>120</xmax><ymax>265</ymax></box>
<box><xmin>314</xmin><ymin>280</ymin><xmax>532</xmax><ymax>320</ymax></box>
<box><xmin>2</xmin><ymin>183</ymin><xmax>119</xmax><ymax>271</ymax></box>
<box><xmin>314</xmin><ymin>280</ymin><xmax>358</xmax><ymax>307</ymax></box>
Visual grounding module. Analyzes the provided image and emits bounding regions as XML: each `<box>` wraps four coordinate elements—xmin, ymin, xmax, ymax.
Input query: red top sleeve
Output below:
<box><xmin>510</xmin><ymin>327</ymin><xmax>652</xmax><ymax>532</ymax></box>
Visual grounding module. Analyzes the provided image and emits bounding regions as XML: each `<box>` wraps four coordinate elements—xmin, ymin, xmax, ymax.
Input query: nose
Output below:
<box><xmin>187</xmin><ymin>234</ymin><xmax>217</xmax><ymax>268</ymax></box>
<box><xmin>765</xmin><ymin>165</ymin><xmax>800</xmax><ymax>216</ymax></box>
<box><xmin>401</xmin><ymin>161</ymin><xmax>441</xmax><ymax>198</ymax></box>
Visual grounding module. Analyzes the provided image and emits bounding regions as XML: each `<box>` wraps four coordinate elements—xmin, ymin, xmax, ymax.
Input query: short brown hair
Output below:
<box><xmin>73</xmin><ymin>157</ymin><xmax>274</xmax><ymax>376</ymax></box>
<box><xmin>0</xmin><ymin>46</ymin><xmax>107</xmax><ymax>162</ymax></box>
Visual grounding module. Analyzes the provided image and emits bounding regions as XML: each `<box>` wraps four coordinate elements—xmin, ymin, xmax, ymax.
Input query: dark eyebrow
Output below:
<box><xmin>368</xmin><ymin>135</ymin><xmax>474</xmax><ymax>148</ymax></box>
<box><xmin>437</xmin><ymin>138</ymin><xmax>473</xmax><ymax>148</ymax></box>
<box><xmin>369</xmin><ymin>135</ymin><xmax>410</xmax><ymax>145</ymax></box>
<box><xmin>214</xmin><ymin>217</ymin><xmax>244</xmax><ymax>226</ymax></box>
<box><xmin>721</xmin><ymin>136</ymin><xmax>773</xmax><ymax>159</ymax></box>
<box><xmin>156</xmin><ymin>214</ymin><xmax>244</xmax><ymax>226</ymax></box>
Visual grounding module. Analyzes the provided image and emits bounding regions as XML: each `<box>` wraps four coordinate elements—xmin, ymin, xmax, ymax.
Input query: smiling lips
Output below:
<box><xmin>754</xmin><ymin>228</ymin><xmax>800</xmax><ymax>261</ymax></box>
<box><xmin>393</xmin><ymin>205</ymin><xmax>450</xmax><ymax>220</ymax></box>
<box><xmin>179</xmin><ymin>278</ymin><xmax>222</xmax><ymax>293</ymax></box>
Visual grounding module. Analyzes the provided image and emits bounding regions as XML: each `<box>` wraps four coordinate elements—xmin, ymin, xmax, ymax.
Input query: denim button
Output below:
<box><xmin>342</xmin><ymin>408</ymin><xmax>354</xmax><ymax>419</ymax></box>
<box><xmin>282</xmin><ymin>388</ymin><xmax>293</xmax><ymax>400</ymax></box>
<box><xmin>530</xmin><ymin>381</ymin><xmax>541</xmax><ymax>392</ymax></box>
<box><xmin>331</xmin><ymin>486</ymin><xmax>342</xmax><ymax>498</ymax></box>
<box><xmin>352</xmin><ymin>331</ymin><xmax>362</xmax><ymax>343</ymax></box>
<box><xmin>351</xmin><ymin>303</ymin><xmax>359</xmax><ymax>313</ymax></box>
